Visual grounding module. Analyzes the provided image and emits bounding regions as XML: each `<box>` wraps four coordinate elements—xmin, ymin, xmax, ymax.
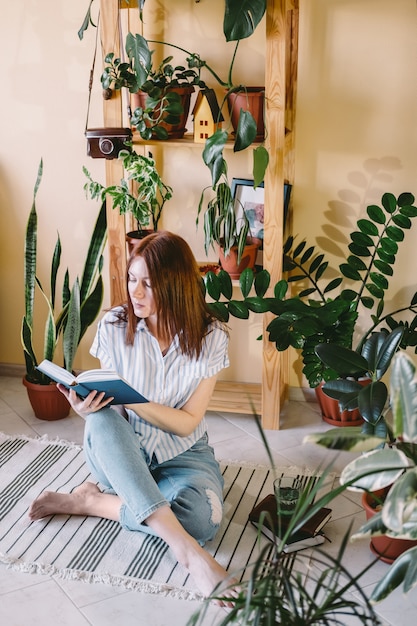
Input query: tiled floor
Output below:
<box><xmin>0</xmin><ymin>375</ymin><xmax>416</xmax><ymax>625</ymax></box>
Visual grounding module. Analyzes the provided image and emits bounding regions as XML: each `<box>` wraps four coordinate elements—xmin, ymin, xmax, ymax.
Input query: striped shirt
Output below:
<box><xmin>90</xmin><ymin>307</ymin><xmax>229</xmax><ymax>463</ymax></box>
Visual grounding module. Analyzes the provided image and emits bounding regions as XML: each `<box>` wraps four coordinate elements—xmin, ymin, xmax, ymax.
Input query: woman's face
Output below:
<box><xmin>127</xmin><ymin>256</ymin><xmax>156</xmax><ymax>320</ymax></box>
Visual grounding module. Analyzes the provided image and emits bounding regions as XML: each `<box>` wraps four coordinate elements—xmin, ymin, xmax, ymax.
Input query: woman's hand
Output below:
<box><xmin>57</xmin><ymin>384</ymin><xmax>113</xmax><ymax>419</ymax></box>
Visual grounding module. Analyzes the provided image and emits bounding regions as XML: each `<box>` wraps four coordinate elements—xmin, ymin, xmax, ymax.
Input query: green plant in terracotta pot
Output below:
<box><xmin>314</xmin><ymin>327</ymin><xmax>404</xmax><ymax>431</ymax></box>
<box><xmin>305</xmin><ymin>350</ymin><xmax>417</xmax><ymax>602</ymax></box>
<box><xmin>196</xmin><ymin>171</ymin><xmax>260</xmax><ymax>275</ymax></box>
<box><xmin>84</xmin><ymin>147</ymin><xmax>173</xmax><ymax>242</ymax></box>
<box><xmin>22</xmin><ymin>159</ymin><xmax>107</xmax><ymax>419</ymax></box>
<box><xmin>100</xmin><ymin>34</ymin><xmax>205</xmax><ymax>140</ymax></box>
<box><xmin>203</xmin><ymin>192</ymin><xmax>417</xmax><ymax>410</ymax></box>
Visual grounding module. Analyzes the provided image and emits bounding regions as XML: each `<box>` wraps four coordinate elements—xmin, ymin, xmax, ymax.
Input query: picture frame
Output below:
<box><xmin>231</xmin><ymin>178</ymin><xmax>292</xmax><ymax>241</ymax></box>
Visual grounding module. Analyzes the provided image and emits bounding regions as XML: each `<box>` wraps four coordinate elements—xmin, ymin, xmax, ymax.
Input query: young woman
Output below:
<box><xmin>29</xmin><ymin>231</ymin><xmax>234</xmax><ymax>603</ymax></box>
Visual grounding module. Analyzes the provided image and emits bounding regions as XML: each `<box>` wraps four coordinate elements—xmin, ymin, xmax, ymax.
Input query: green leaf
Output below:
<box><xmin>274</xmin><ymin>279</ymin><xmax>288</xmax><ymax>299</ymax></box>
<box><xmin>323</xmin><ymin>277</ymin><xmax>343</xmax><ymax>293</ymax></box>
<box><xmin>223</xmin><ymin>0</ymin><xmax>266</xmax><ymax>42</ymax></box>
<box><xmin>386</xmin><ymin>225</ymin><xmax>405</xmax><ymax>242</ymax></box>
<box><xmin>360</xmin><ymin>296</ymin><xmax>374</xmax><ymax>309</ymax></box>
<box><xmin>371</xmin><ymin>545</ymin><xmax>417</xmax><ymax>601</ymax></box>
<box><xmin>367</xmin><ymin>204</ymin><xmax>386</xmax><ymax>224</ymax></box>
<box><xmin>398</xmin><ymin>192</ymin><xmax>415</xmax><ymax>206</ymax></box>
<box><xmin>380</xmin><ymin>236</ymin><xmax>398</xmax><ymax>254</ymax></box>
<box><xmin>381</xmin><ymin>192</ymin><xmax>397</xmax><ymax>213</ymax></box>
<box><xmin>300</xmin><ymin>246</ymin><xmax>314</xmax><ymax>264</ymax></box>
<box><xmin>357</xmin><ymin>218</ymin><xmax>379</xmax><ymax>236</ymax></box>
<box><xmin>392</xmin><ymin>214</ymin><xmax>412</xmax><ymax>229</ymax></box>
<box><xmin>314</xmin><ymin>262</ymin><xmax>328</xmax><ymax>280</ymax></box>
<box><xmin>340</xmin><ymin>447</ymin><xmax>410</xmax><ymax>491</ymax></box>
<box><xmin>308</xmin><ymin>253</ymin><xmax>324</xmax><ymax>273</ymax></box>
<box><xmin>304</xmin><ymin>427</ymin><xmax>385</xmax><ymax>452</ymax></box>
<box><xmin>63</xmin><ymin>279</ymin><xmax>81</xmax><ymax>372</ymax></box>
<box><xmin>376</xmin><ymin>248</ymin><xmax>395</xmax><ymax>264</ymax></box>
<box><xmin>346</xmin><ymin>255</ymin><xmax>367</xmax><ymax>271</ymax></box>
<box><xmin>365</xmin><ymin>283</ymin><xmax>384</xmax><ymax>299</ymax></box>
<box><xmin>351</xmin><ymin>231</ymin><xmax>374</xmax><ymax>247</ymax></box>
<box><xmin>218</xmin><ymin>269</ymin><xmax>233</xmax><ymax>300</ymax></box>
<box><xmin>254</xmin><ymin>269</ymin><xmax>270</xmax><ymax>297</ymax></box>
<box><xmin>369</xmin><ymin>272</ymin><xmax>389</xmax><ymax>290</ymax></box>
<box><xmin>315</xmin><ymin>343</ymin><xmax>368</xmax><ymax>377</ymax></box>
<box><xmin>203</xmin><ymin>130</ymin><xmax>228</xmax><ymax>168</ymax></box>
<box><xmin>357</xmin><ymin>381</ymin><xmax>387</xmax><ymax>424</ymax></box>
<box><xmin>77</xmin><ymin>0</ymin><xmax>96</xmax><ymax>40</ymax></box>
<box><xmin>253</xmin><ymin>146</ymin><xmax>269</xmax><ymax>188</ymax></box>
<box><xmin>293</xmin><ymin>241</ymin><xmax>307</xmax><ymax>257</ymax></box>
<box><xmin>205</xmin><ymin>272</ymin><xmax>221</xmax><ymax>301</ymax></box>
<box><xmin>233</xmin><ymin>109</ymin><xmax>257</xmax><ymax>151</ymax></box>
<box><xmin>228</xmin><ymin>300</ymin><xmax>250</xmax><ymax>319</ymax></box>
<box><xmin>207</xmin><ymin>301</ymin><xmax>229</xmax><ymax>321</ymax></box>
<box><xmin>245</xmin><ymin>296</ymin><xmax>272</xmax><ymax>313</ymax></box>
<box><xmin>373</xmin><ymin>259</ymin><xmax>394</xmax><ymax>275</ymax></box>
<box><xmin>400</xmin><ymin>204</ymin><xmax>417</xmax><ymax>217</ymax></box>
<box><xmin>390</xmin><ymin>352</ymin><xmax>417</xmax><ymax>442</ymax></box>
<box><xmin>348</xmin><ymin>243</ymin><xmax>371</xmax><ymax>257</ymax></box>
<box><xmin>125</xmin><ymin>32</ymin><xmax>152</xmax><ymax>90</ymax></box>
<box><xmin>340</xmin><ymin>264</ymin><xmax>361</xmax><ymax>281</ymax></box>
<box><xmin>239</xmin><ymin>267</ymin><xmax>254</xmax><ymax>297</ymax></box>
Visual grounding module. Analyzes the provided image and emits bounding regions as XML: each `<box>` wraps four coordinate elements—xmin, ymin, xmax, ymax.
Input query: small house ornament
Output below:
<box><xmin>192</xmin><ymin>88</ymin><xmax>224</xmax><ymax>143</ymax></box>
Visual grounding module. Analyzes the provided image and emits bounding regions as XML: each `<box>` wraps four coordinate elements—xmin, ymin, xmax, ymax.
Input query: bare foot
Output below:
<box><xmin>185</xmin><ymin>544</ymin><xmax>239</xmax><ymax>607</ymax></box>
<box><xmin>28</xmin><ymin>482</ymin><xmax>101</xmax><ymax>521</ymax></box>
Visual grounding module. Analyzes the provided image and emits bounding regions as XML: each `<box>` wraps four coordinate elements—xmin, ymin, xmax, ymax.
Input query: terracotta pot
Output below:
<box><xmin>126</xmin><ymin>230</ymin><xmax>154</xmax><ymax>255</ymax></box>
<box><xmin>362</xmin><ymin>489</ymin><xmax>417</xmax><ymax>564</ymax></box>
<box><xmin>131</xmin><ymin>86</ymin><xmax>194</xmax><ymax>139</ymax></box>
<box><xmin>314</xmin><ymin>380</ymin><xmax>368</xmax><ymax>427</ymax></box>
<box><xmin>23</xmin><ymin>377</ymin><xmax>70</xmax><ymax>421</ymax></box>
<box><xmin>227</xmin><ymin>87</ymin><xmax>265</xmax><ymax>141</ymax></box>
<box><xmin>218</xmin><ymin>239</ymin><xmax>260</xmax><ymax>279</ymax></box>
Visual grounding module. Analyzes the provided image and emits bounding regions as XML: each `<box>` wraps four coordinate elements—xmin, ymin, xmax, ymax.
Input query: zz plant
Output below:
<box><xmin>205</xmin><ymin>192</ymin><xmax>417</xmax><ymax>388</ymax></box>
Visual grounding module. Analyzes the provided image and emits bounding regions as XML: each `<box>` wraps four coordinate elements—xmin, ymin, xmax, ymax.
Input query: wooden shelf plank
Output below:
<box><xmin>208</xmin><ymin>381</ymin><xmax>262</xmax><ymax>416</ymax></box>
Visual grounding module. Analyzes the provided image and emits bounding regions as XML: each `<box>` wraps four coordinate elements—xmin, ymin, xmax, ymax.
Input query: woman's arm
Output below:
<box><xmin>125</xmin><ymin>374</ymin><xmax>218</xmax><ymax>437</ymax></box>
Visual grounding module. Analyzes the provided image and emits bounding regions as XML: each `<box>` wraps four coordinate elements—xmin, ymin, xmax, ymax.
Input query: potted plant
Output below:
<box><xmin>196</xmin><ymin>171</ymin><xmax>260</xmax><ymax>275</ymax></box>
<box><xmin>305</xmin><ymin>350</ymin><xmax>417</xmax><ymax>603</ymax></box>
<box><xmin>314</xmin><ymin>327</ymin><xmax>404</xmax><ymax>428</ymax></box>
<box><xmin>188</xmin><ymin>436</ymin><xmax>380</xmax><ymax>625</ymax></box>
<box><xmin>100</xmin><ymin>34</ymin><xmax>205</xmax><ymax>140</ymax></box>
<box><xmin>202</xmin><ymin>192</ymin><xmax>417</xmax><ymax>410</ymax></box>
<box><xmin>21</xmin><ymin>159</ymin><xmax>107</xmax><ymax>420</ymax></box>
<box><xmin>83</xmin><ymin>147</ymin><xmax>172</xmax><ymax>245</ymax></box>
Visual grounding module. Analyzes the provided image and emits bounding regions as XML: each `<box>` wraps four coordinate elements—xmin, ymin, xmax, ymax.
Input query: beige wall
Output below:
<box><xmin>0</xmin><ymin>1</ymin><xmax>416</xmax><ymax>390</ymax></box>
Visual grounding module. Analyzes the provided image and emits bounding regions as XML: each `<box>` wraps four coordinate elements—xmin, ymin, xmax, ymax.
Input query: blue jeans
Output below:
<box><xmin>83</xmin><ymin>408</ymin><xmax>224</xmax><ymax>544</ymax></box>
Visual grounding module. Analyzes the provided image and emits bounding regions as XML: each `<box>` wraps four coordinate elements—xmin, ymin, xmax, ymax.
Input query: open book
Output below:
<box><xmin>36</xmin><ymin>360</ymin><xmax>148</xmax><ymax>406</ymax></box>
<box><xmin>249</xmin><ymin>494</ymin><xmax>332</xmax><ymax>553</ymax></box>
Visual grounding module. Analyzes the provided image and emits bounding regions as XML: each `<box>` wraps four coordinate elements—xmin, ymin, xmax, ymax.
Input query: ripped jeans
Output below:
<box><xmin>83</xmin><ymin>408</ymin><xmax>224</xmax><ymax>545</ymax></box>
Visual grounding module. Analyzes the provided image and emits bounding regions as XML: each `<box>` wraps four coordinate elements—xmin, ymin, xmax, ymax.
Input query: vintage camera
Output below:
<box><xmin>85</xmin><ymin>128</ymin><xmax>133</xmax><ymax>159</ymax></box>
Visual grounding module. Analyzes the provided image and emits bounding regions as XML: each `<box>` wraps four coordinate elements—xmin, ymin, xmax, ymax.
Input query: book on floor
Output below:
<box><xmin>36</xmin><ymin>359</ymin><xmax>149</xmax><ymax>405</ymax></box>
<box><xmin>249</xmin><ymin>493</ymin><xmax>332</xmax><ymax>553</ymax></box>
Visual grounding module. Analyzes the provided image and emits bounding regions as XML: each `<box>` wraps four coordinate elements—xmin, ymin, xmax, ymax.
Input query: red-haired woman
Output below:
<box><xmin>29</xmin><ymin>231</ymin><xmax>234</xmax><ymax>603</ymax></box>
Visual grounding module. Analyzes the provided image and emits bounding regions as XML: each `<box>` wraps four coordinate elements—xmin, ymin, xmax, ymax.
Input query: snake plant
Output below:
<box><xmin>21</xmin><ymin>159</ymin><xmax>107</xmax><ymax>384</ymax></box>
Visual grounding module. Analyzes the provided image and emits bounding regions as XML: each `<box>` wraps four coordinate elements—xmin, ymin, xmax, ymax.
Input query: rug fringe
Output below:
<box><xmin>0</xmin><ymin>553</ymin><xmax>204</xmax><ymax>602</ymax></box>
<box><xmin>0</xmin><ymin>432</ymin><xmax>82</xmax><ymax>450</ymax></box>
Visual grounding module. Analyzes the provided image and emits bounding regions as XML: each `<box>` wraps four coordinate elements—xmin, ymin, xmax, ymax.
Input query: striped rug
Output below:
<box><xmin>0</xmin><ymin>432</ymin><xmax>328</xmax><ymax>600</ymax></box>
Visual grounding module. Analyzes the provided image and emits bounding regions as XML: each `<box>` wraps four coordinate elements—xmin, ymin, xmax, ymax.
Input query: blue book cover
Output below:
<box><xmin>36</xmin><ymin>360</ymin><xmax>148</xmax><ymax>405</ymax></box>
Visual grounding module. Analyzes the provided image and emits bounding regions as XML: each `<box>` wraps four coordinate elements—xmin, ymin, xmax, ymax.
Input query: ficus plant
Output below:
<box><xmin>306</xmin><ymin>351</ymin><xmax>417</xmax><ymax>603</ymax></box>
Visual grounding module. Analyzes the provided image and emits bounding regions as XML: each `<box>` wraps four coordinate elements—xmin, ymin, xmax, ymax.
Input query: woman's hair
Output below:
<box><xmin>114</xmin><ymin>231</ymin><xmax>226</xmax><ymax>358</ymax></box>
